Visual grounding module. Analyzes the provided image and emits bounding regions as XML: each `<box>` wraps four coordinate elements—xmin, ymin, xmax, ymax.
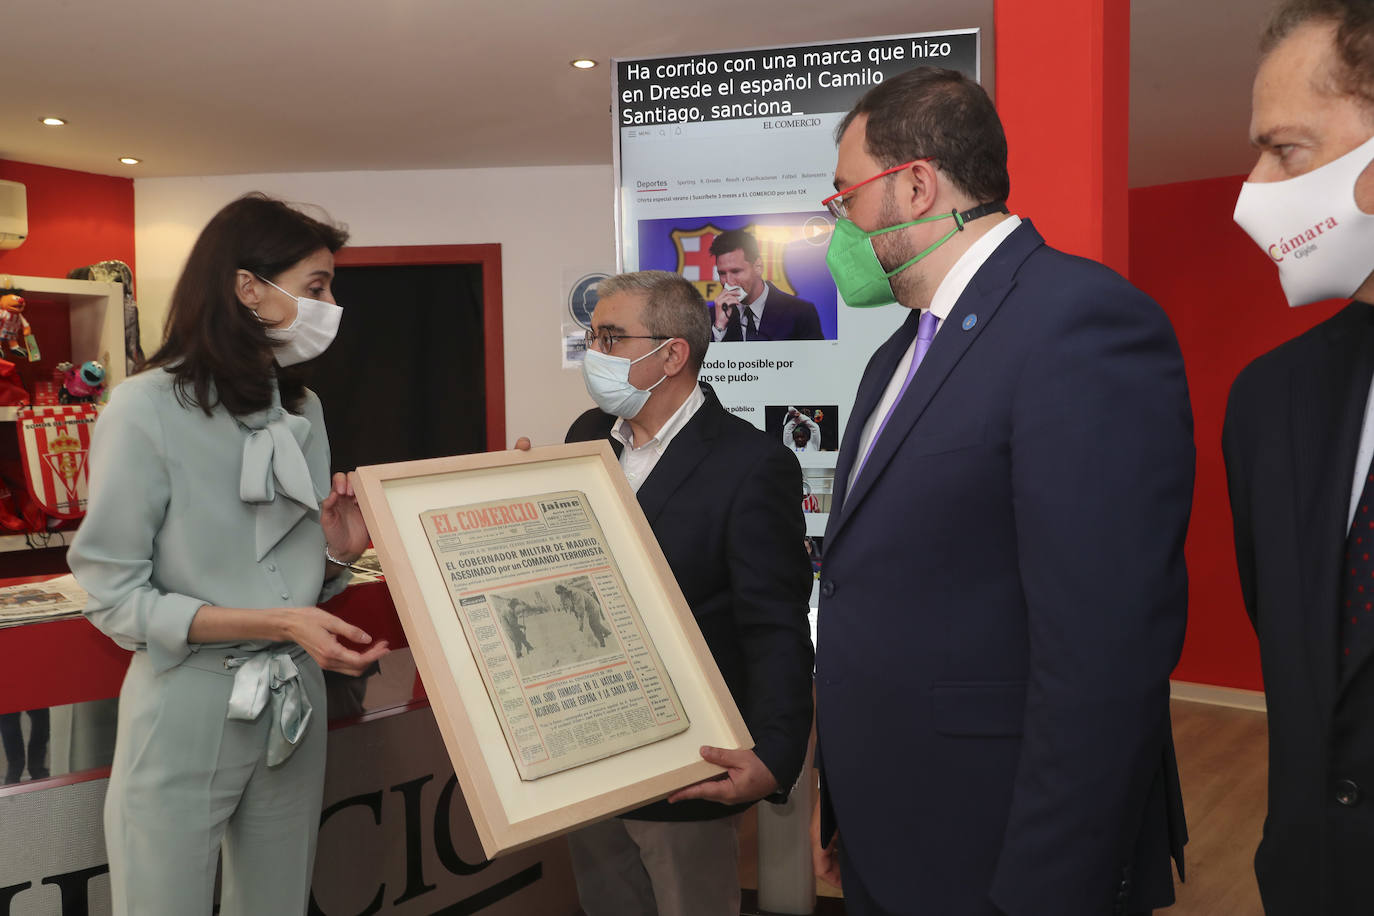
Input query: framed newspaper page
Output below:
<box><xmin>351</xmin><ymin>442</ymin><xmax>751</xmax><ymax>859</ymax></box>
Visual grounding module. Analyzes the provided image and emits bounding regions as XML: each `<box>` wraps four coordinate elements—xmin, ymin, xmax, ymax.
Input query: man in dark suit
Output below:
<box><xmin>809</xmin><ymin>68</ymin><xmax>1194</xmax><ymax>915</ymax></box>
<box><xmin>1223</xmin><ymin>3</ymin><xmax>1374</xmax><ymax>912</ymax></box>
<box><xmin>708</xmin><ymin>228</ymin><xmax>824</xmax><ymax>341</ymax></box>
<box><xmin>564</xmin><ymin>270</ymin><xmax>814</xmax><ymax>915</ymax></box>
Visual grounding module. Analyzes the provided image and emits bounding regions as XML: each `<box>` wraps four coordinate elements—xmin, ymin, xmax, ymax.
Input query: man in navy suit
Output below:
<box><xmin>809</xmin><ymin>67</ymin><xmax>1193</xmax><ymax>915</ymax></box>
<box><xmin>709</xmin><ymin>228</ymin><xmax>824</xmax><ymax>341</ymax></box>
<box><xmin>1224</xmin><ymin>3</ymin><xmax>1374</xmax><ymax>911</ymax></box>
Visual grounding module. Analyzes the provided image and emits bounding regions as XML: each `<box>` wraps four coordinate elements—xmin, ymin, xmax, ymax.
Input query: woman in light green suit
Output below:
<box><xmin>68</xmin><ymin>194</ymin><xmax>390</xmax><ymax>916</ymax></box>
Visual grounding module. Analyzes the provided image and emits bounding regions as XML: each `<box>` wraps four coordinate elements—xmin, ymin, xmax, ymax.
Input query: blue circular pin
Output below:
<box><xmin>962</xmin><ymin>314</ymin><xmax>978</xmax><ymax>331</ymax></box>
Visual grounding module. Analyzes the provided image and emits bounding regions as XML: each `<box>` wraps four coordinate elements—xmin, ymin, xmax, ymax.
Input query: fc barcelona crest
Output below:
<box><xmin>16</xmin><ymin>404</ymin><xmax>98</xmax><ymax>519</ymax></box>
<box><xmin>670</xmin><ymin>225</ymin><xmax>800</xmax><ymax>301</ymax></box>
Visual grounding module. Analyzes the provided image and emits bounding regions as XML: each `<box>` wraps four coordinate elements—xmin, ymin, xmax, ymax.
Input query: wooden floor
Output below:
<box><xmin>1166</xmin><ymin>698</ymin><xmax>1268</xmax><ymax>915</ymax></box>
<box><xmin>738</xmin><ymin>698</ymin><xmax>1269</xmax><ymax>915</ymax></box>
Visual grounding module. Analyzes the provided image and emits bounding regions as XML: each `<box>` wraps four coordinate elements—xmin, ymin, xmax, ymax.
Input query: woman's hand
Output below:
<box><xmin>280</xmin><ymin>606</ymin><xmax>389</xmax><ymax>676</ymax></box>
<box><xmin>188</xmin><ymin>604</ymin><xmax>389</xmax><ymax>677</ymax></box>
<box><xmin>321</xmin><ymin>471</ymin><xmax>368</xmax><ymax>562</ymax></box>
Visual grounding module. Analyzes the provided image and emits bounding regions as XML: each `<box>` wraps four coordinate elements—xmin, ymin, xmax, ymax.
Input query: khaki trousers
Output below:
<box><xmin>566</xmin><ymin>814</ymin><xmax>743</xmax><ymax>916</ymax></box>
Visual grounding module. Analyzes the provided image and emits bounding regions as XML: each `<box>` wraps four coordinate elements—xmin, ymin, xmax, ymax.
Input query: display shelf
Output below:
<box><xmin>0</xmin><ymin>275</ymin><xmax>123</xmax><ymax>551</ymax></box>
<box><xmin>4</xmin><ymin>274</ymin><xmax>127</xmax><ymax>391</ymax></box>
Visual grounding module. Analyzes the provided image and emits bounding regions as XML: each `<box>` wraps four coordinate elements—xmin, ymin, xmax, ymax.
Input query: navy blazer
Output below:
<box><xmin>815</xmin><ymin>221</ymin><xmax>1193</xmax><ymax>914</ymax></box>
<box><xmin>713</xmin><ymin>283</ymin><xmax>824</xmax><ymax>341</ymax></box>
<box><xmin>566</xmin><ymin>384</ymin><xmax>814</xmax><ymax>821</ymax></box>
<box><xmin>1224</xmin><ymin>302</ymin><xmax>1374</xmax><ymax>914</ymax></box>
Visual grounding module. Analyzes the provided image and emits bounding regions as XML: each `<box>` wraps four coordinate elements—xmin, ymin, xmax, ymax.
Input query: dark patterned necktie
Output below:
<box><xmin>1341</xmin><ymin>461</ymin><xmax>1374</xmax><ymax>676</ymax></box>
<box><xmin>743</xmin><ymin>307</ymin><xmax>758</xmax><ymax>341</ymax></box>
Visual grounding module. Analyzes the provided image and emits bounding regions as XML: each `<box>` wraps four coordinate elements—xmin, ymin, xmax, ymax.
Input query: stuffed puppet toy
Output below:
<box><xmin>0</xmin><ymin>294</ymin><xmax>39</xmax><ymax>361</ymax></box>
<box><xmin>56</xmin><ymin>360</ymin><xmax>105</xmax><ymax>404</ymax></box>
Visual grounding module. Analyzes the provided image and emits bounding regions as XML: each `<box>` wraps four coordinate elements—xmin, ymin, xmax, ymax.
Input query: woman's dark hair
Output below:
<box><xmin>143</xmin><ymin>192</ymin><xmax>348</xmax><ymax>416</ymax></box>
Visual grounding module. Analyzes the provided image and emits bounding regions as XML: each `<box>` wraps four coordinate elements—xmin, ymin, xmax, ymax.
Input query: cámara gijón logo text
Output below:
<box><xmin>1268</xmin><ymin>216</ymin><xmax>1340</xmax><ymax>261</ymax></box>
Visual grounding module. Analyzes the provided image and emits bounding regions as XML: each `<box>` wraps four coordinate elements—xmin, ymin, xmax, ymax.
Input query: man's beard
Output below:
<box><xmin>872</xmin><ymin>187</ymin><xmax>929</xmax><ymax>308</ymax></box>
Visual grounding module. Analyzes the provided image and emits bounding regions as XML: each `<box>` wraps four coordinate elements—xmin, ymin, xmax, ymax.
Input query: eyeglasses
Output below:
<box><xmin>822</xmin><ymin>157</ymin><xmax>931</xmax><ymax>219</ymax></box>
<box><xmin>583</xmin><ymin>328</ymin><xmax>671</xmax><ymax>352</ymax></box>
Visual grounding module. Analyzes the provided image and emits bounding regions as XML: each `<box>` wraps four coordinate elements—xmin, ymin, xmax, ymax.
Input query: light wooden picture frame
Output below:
<box><xmin>350</xmin><ymin>441</ymin><xmax>751</xmax><ymax>859</ymax></box>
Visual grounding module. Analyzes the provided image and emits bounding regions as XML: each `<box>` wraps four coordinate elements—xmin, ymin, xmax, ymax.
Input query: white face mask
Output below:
<box><xmin>580</xmin><ymin>340</ymin><xmax>670</xmax><ymax>419</ymax></box>
<box><xmin>1234</xmin><ymin>133</ymin><xmax>1374</xmax><ymax>307</ymax></box>
<box><xmin>255</xmin><ymin>275</ymin><xmax>343</xmax><ymax>366</ymax></box>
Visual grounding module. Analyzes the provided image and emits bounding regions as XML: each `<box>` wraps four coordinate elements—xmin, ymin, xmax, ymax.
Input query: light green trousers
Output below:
<box><xmin>104</xmin><ymin>648</ymin><xmax>327</xmax><ymax>916</ymax></box>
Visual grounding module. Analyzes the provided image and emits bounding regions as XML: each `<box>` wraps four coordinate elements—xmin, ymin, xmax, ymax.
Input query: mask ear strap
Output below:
<box><xmin>867</xmin><ymin>211</ymin><xmax>953</xmax><ymax>239</ymax></box>
<box><xmin>879</xmin><ymin>200</ymin><xmax>1010</xmax><ymax>279</ymax></box>
<box><xmin>629</xmin><ymin>338</ymin><xmax>672</xmax><ymax>366</ymax></box>
<box><xmin>255</xmin><ymin>274</ymin><xmax>298</xmax><ymax>301</ymax></box>
<box><xmin>883</xmin><ymin>229</ymin><xmax>960</xmax><ymax>278</ymax></box>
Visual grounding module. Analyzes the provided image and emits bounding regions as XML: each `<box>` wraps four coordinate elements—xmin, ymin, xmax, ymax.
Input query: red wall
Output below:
<box><xmin>1130</xmin><ymin>175</ymin><xmax>1346</xmax><ymax>690</ymax></box>
<box><xmin>0</xmin><ymin>160</ymin><xmax>135</xmax><ymax>281</ymax></box>
<box><xmin>997</xmin><ymin>0</ymin><xmax>1130</xmax><ymax>273</ymax></box>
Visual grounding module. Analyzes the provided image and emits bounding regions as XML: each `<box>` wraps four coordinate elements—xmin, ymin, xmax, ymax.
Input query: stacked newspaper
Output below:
<box><xmin>0</xmin><ymin>574</ymin><xmax>88</xmax><ymax>628</ymax></box>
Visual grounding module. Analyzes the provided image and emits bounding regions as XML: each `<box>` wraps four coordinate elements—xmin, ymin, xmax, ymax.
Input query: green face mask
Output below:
<box><xmin>825</xmin><ymin>211</ymin><xmax>966</xmax><ymax>309</ymax></box>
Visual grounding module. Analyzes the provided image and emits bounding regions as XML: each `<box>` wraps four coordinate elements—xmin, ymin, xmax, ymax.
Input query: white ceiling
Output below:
<box><xmin>2</xmin><ymin>0</ymin><xmax>1265</xmax><ymax>188</ymax></box>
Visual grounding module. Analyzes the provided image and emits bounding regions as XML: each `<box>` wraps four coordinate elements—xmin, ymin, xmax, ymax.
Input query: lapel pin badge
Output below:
<box><xmin>962</xmin><ymin>314</ymin><xmax>978</xmax><ymax>331</ymax></box>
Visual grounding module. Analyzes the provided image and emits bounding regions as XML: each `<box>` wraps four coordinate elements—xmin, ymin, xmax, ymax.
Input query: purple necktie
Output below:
<box><xmin>853</xmin><ymin>309</ymin><xmax>940</xmax><ymax>483</ymax></box>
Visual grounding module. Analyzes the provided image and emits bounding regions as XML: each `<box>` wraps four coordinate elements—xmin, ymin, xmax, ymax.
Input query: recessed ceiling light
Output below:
<box><xmin>571</xmin><ymin>59</ymin><xmax>597</xmax><ymax>70</ymax></box>
<box><xmin>118</xmin><ymin>157</ymin><xmax>141</xmax><ymax>165</ymax></box>
<box><xmin>41</xmin><ymin>117</ymin><xmax>66</xmax><ymax>127</ymax></box>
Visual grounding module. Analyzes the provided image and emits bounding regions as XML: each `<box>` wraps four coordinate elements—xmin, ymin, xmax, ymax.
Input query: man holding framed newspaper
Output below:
<box><xmin>563</xmin><ymin>270</ymin><xmax>814</xmax><ymax>916</ymax></box>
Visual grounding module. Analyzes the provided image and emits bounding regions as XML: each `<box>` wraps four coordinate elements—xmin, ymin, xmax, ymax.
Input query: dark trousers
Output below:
<box><xmin>0</xmin><ymin>707</ymin><xmax>50</xmax><ymax>783</ymax></box>
<box><xmin>837</xmin><ymin>845</ymin><xmax>1151</xmax><ymax>916</ymax></box>
<box><xmin>838</xmin><ymin>845</ymin><xmax>913</xmax><ymax>916</ymax></box>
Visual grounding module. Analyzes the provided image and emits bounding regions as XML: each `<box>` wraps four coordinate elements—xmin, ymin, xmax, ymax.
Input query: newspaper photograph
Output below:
<box><xmin>421</xmin><ymin>490</ymin><xmax>688</xmax><ymax>780</ymax></box>
<box><xmin>346</xmin><ymin>547</ymin><xmax>387</xmax><ymax>583</ymax></box>
<box><xmin>0</xmin><ymin>574</ymin><xmax>89</xmax><ymax>628</ymax></box>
